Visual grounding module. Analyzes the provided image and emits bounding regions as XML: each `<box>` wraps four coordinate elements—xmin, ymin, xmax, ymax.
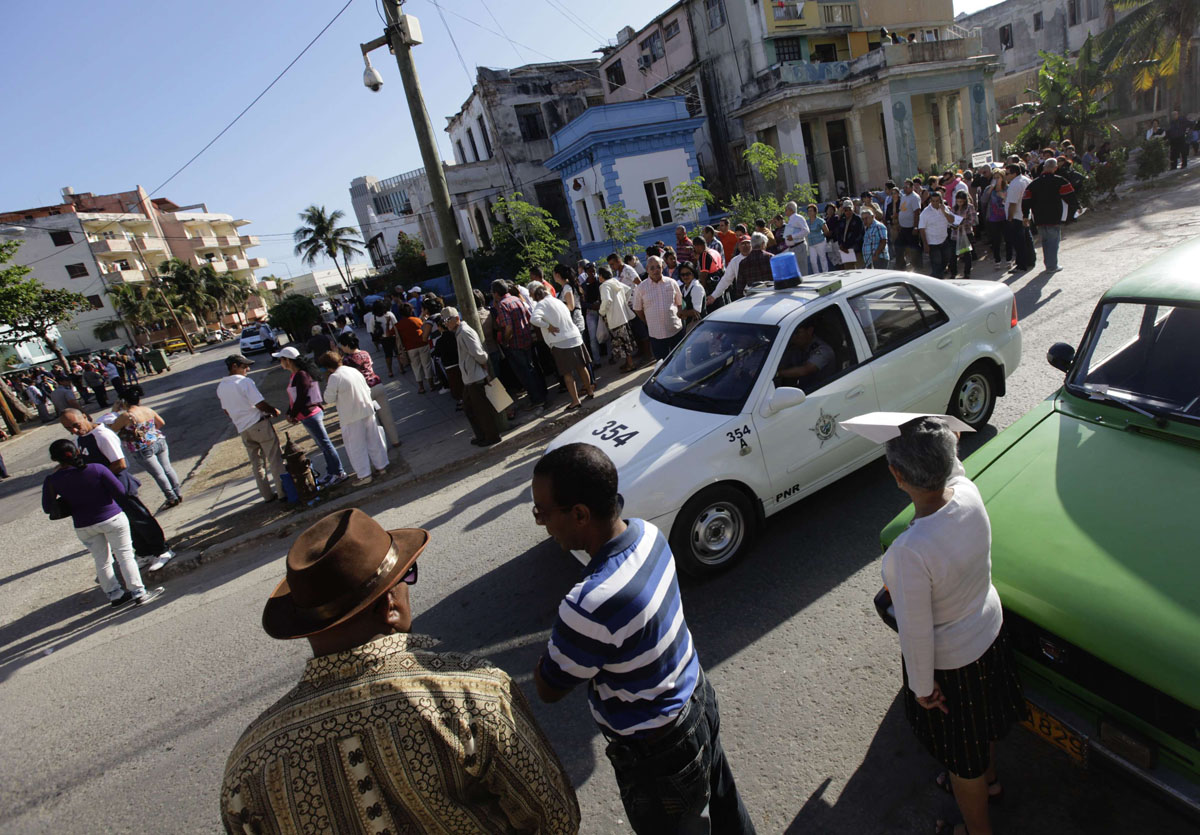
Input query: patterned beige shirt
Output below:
<box><xmin>221</xmin><ymin>633</ymin><xmax>580</xmax><ymax>834</ymax></box>
<box><xmin>631</xmin><ymin>276</ymin><xmax>684</xmax><ymax>340</ymax></box>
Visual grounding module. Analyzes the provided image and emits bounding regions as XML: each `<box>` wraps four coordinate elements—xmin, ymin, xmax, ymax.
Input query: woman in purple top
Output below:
<box><xmin>42</xmin><ymin>440</ymin><xmax>162</xmax><ymax>608</ymax></box>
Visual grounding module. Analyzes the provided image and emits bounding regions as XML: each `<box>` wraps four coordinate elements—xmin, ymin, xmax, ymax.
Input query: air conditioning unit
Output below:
<box><xmin>637</xmin><ymin>53</ymin><xmax>653</xmax><ymax>72</ymax></box>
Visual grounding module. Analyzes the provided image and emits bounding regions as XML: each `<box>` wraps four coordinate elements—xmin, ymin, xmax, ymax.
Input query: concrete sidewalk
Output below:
<box><xmin>152</xmin><ymin>349</ymin><xmax>655</xmax><ymax>578</ymax></box>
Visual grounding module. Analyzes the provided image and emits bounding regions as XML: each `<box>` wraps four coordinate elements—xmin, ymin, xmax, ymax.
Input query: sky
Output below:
<box><xmin>1</xmin><ymin>0</ymin><xmax>1001</xmax><ymax>278</ymax></box>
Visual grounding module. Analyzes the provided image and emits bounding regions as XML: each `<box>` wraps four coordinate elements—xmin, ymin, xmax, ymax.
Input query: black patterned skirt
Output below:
<box><xmin>901</xmin><ymin>626</ymin><xmax>1028</xmax><ymax>779</ymax></box>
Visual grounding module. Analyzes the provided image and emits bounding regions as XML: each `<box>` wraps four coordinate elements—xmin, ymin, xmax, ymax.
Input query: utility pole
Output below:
<box><xmin>134</xmin><ymin>238</ymin><xmax>194</xmax><ymax>354</ymax></box>
<box><xmin>366</xmin><ymin>0</ymin><xmax>481</xmax><ymax>337</ymax></box>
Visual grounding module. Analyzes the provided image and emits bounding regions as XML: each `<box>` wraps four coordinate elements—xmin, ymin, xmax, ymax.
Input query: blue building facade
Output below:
<box><xmin>545</xmin><ymin>98</ymin><xmax>708</xmax><ymax>264</ymax></box>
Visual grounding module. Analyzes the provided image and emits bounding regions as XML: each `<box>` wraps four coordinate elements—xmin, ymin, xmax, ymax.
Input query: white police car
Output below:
<box><xmin>547</xmin><ymin>270</ymin><xmax>1022</xmax><ymax>577</ymax></box>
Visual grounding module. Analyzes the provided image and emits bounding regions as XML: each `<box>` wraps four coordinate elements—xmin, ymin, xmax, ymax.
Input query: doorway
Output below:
<box><xmin>826</xmin><ymin>119</ymin><xmax>853</xmax><ymax>198</ymax></box>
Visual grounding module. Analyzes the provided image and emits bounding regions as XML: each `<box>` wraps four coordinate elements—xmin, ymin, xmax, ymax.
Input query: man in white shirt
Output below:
<box><xmin>216</xmin><ymin>354</ymin><xmax>285</xmax><ymax>502</ymax></box>
<box><xmin>1003</xmin><ymin>163</ymin><xmax>1036</xmax><ymax>271</ymax></box>
<box><xmin>896</xmin><ymin>180</ymin><xmax>924</xmax><ymax>271</ymax></box>
<box><xmin>781</xmin><ymin>201</ymin><xmax>811</xmax><ymax>276</ymax></box>
<box><xmin>918</xmin><ymin>191</ymin><xmax>958</xmax><ymax>278</ymax></box>
<box><xmin>529</xmin><ymin>284</ymin><xmax>595</xmax><ymax>410</ymax></box>
<box><xmin>709</xmin><ymin>236</ymin><xmax>752</xmax><ymax>301</ymax></box>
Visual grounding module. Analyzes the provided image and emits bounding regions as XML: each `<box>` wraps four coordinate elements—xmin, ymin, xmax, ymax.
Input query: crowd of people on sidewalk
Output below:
<box><xmin>3</xmin><ymin>345</ymin><xmax>157</xmax><ymax>430</ymax></box>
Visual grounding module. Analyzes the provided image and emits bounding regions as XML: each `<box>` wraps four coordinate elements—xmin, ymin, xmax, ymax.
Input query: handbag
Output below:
<box><xmin>47</xmin><ymin>496</ymin><xmax>71</xmax><ymax>521</ymax></box>
<box><xmin>483</xmin><ymin>378</ymin><xmax>513</xmax><ymax>413</ymax></box>
<box><xmin>874</xmin><ymin>586</ymin><xmax>899</xmax><ymax>633</ymax></box>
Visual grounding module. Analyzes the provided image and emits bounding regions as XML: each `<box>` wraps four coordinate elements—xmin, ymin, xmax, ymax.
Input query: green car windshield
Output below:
<box><xmin>1067</xmin><ymin>300</ymin><xmax>1200</xmax><ymax>424</ymax></box>
<box><xmin>644</xmin><ymin>320</ymin><xmax>778</xmax><ymax>415</ymax></box>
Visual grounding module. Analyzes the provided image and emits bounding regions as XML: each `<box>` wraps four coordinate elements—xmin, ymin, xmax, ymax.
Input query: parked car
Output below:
<box><xmin>547</xmin><ymin>269</ymin><xmax>1022</xmax><ymax>576</ymax></box>
<box><xmin>239</xmin><ymin>327</ymin><xmax>269</xmax><ymax>354</ymax></box>
<box><xmin>162</xmin><ymin>338</ymin><xmax>188</xmax><ymax>354</ymax></box>
<box><xmin>880</xmin><ymin>238</ymin><xmax>1200</xmax><ymax>814</ymax></box>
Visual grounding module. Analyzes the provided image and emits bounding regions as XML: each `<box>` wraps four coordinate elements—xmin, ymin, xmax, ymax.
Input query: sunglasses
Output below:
<box><xmin>401</xmin><ymin>563</ymin><xmax>418</xmax><ymax>585</ymax></box>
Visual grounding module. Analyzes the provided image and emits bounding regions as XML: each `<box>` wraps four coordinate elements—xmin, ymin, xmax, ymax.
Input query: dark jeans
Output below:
<box><xmin>604</xmin><ymin>670</ymin><xmax>755</xmax><ymax>835</ymax></box>
<box><xmin>505</xmin><ymin>346</ymin><xmax>546</xmax><ymax>405</ymax></box>
<box><xmin>926</xmin><ymin>240</ymin><xmax>954</xmax><ymax>278</ymax></box>
<box><xmin>1004</xmin><ymin>219</ymin><xmax>1036</xmax><ymax>269</ymax></box>
<box><xmin>649</xmin><ymin>331</ymin><xmax>684</xmax><ymax>361</ymax></box>
<box><xmin>986</xmin><ymin>219</ymin><xmax>1010</xmax><ymax>263</ymax></box>
<box><xmin>300</xmin><ymin>411</ymin><xmax>344</xmax><ymax>477</ymax></box>
<box><xmin>462</xmin><ymin>380</ymin><xmax>500</xmax><ymax>443</ymax></box>
<box><xmin>1169</xmin><ymin>138</ymin><xmax>1189</xmax><ymax>169</ymax></box>
<box><xmin>91</xmin><ymin>385</ymin><xmax>109</xmax><ymax>407</ymax></box>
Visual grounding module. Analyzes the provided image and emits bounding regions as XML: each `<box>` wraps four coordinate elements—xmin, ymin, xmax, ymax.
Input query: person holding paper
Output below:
<box><xmin>443</xmin><ymin>306</ymin><xmax>503</xmax><ymax>447</ymax></box>
<box><xmin>842</xmin><ymin>413</ymin><xmax>1025</xmax><ymax>835</ymax></box>
<box><xmin>918</xmin><ymin>192</ymin><xmax>959</xmax><ymax>278</ymax></box>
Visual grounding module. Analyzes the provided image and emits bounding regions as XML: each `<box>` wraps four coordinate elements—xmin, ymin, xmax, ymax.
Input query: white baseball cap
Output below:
<box><xmin>272</xmin><ymin>346</ymin><xmax>301</xmax><ymax>360</ymax></box>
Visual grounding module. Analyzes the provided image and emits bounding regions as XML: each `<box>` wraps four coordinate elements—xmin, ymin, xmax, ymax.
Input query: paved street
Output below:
<box><xmin>2</xmin><ymin>173</ymin><xmax>1199</xmax><ymax>834</ymax></box>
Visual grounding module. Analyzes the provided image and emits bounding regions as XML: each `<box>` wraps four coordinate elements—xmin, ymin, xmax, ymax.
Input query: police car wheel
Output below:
<box><xmin>670</xmin><ymin>485</ymin><xmax>755</xmax><ymax>578</ymax></box>
<box><xmin>948</xmin><ymin>362</ymin><xmax>997</xmax><ymax>429</ymax></box>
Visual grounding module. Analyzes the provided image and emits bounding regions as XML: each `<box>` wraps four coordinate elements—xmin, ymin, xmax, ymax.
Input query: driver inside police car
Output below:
<box><xmin>775</xmin><ymin>321</ymin><xmax>834</xmax><ymax>390</ymax></box>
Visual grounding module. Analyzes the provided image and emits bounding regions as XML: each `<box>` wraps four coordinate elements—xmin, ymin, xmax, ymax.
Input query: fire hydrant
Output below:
<box><xmin>281</xmin><ymin>432</ymin><xmax>320</xmax><ymax>504</ymax></box>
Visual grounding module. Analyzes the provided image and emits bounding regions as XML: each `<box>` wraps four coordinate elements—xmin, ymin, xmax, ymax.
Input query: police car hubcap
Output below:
<box><xmin>691</xmin><ymin>504</ymin><xmax>743</xmax><ymax>564</ymax></box>
<box><xmin>958</xmin><ymin>374</ymin><xmax>991</xmax><ymax>423</ymax></box>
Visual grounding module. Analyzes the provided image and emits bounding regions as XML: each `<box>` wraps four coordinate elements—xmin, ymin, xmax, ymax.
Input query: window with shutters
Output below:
<box><xmin>1086</xmin><ymin>0</ymin><xmax>1100</xmax><ymax>20</ymax></box>
<box><xmin>476</xmin><ymin>116</ymin><xmax>493</xmax><ymax>158</ymax></box>
<box><xmin>1068</xmin><ymin>0</ymin><xmax>1079</xmax><ymax>26</ymax></box>
<box><xmin>644</xmin><ymin>179</ymin><xmax>673</xmax><ymax>227</ymax></box>
<box><xmin>705</xmin><ymin>0</ymin><xmax>726</xmax><ymax>31</ymax></box>
<box><xmin>65</xmin><ymin>263</ymin><xmax>88</xmax><ymax>279</ymax></box>
<box><xmin>514</xmin><ymin>104</ymin><xmax>548</xmax><ymax>141</ymax></box>
<box><xmin>775</xmin><ymin>37</ymin><xmax>803</xmax><ymax>62</ymax></box>
<box><xmin>999</xmin><ymin>24</ymin><xmax>1013</xmax><ymax>49</ymax></box>
<box><xmin>49</xmin><ymin>230</ymin><xmax>73</xmax><ymax>246</ymax></box>
<box><xmin>1033</xmin><ymin>12</ymin><xmax>1043</xmax><ymax>31</ymax></box>
<box><xmin>86</xmin><ymin>295</ymin><xmax>104</xmax><ymax>309</ymax></box>
<box><xmin>640</xmin><ymin>32</ymin><xmax>665</xmax><ymax>63</ymax></box>
<box><xmin>605</xmin><ymin>60</ymin><xmax>626</xmax><ymax>92</ymax></box>
<box><xmin>664</xmin><ymin>19</ymin><xmax>680</xmax><ymax>40</ymax></box>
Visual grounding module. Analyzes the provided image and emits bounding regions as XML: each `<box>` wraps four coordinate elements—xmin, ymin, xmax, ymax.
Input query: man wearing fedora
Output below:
<box><xmin>530</xmin><ymin>444</ymin><xmax>756</xmax><ymax>834</ymax></box>
<box><xmin>221</xmin><ymin>508</ymin><xmax>580</xmax><ymax>834</ymax></box>
<box><xmin>215</xmin><ymin>354</ymin><xmax>286</xmax><ymax>503</ymax></box>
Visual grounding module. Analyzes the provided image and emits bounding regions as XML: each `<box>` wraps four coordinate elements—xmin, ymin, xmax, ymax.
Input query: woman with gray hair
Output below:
<box><xmin>881</xmin><ymin>416</ymin><xmax>1024</xmax><ymax>835</ymax></box>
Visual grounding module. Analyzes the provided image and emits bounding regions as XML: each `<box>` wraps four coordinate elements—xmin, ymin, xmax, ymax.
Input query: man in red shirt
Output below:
<box><xmin>491</xmin><ymin>280</ymin><xmax>548</xmax><ymax>412</ymax></box>
<box><xmin>716</xmin><ymin>218</ymin><xmax>739</xmax><ymax>263</ymax></box>
<box><xmin>395</xmin><ymin>303</ymin><xmax>434</xmax><ymax>393</ymax></box>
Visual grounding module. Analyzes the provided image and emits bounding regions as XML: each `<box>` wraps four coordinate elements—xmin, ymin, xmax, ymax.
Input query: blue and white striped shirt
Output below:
<box><xmin>538</xmin><ymin>519</ymin><xmax>700</xmax><ymax>736</ymax></box>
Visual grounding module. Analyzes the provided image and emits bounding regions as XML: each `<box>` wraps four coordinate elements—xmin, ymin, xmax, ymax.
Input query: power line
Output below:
<box><xmin>433</xmin><ymin>0</ymin><xmax>475</xmax><ymax>85</ymax></box>
<box><xmin>542</xmin><ymin>0</ymin><xmax>607</xmax><ymax>43</ymax></box>
<box><xmin>11</xmin><ymin>0</ymin><xmax>358</xmax><ymax>270</ymax></box>
<box><xmin>480</xmin><ymin>0</ymin><xmax>524</xmax><ymax>63</ymax></box>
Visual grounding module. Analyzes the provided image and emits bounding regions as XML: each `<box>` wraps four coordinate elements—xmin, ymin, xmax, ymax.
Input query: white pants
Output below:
<box><xmin>77</xmin><ymin>512</ymin><xmax>145</xmax><ymax>600</ymax></box>
<box><xmin>407</xmin><ymin>345</ymin><xmax>433</xmax><ymax>386</ymax></box>
<box><xmin>370</xmin><ymin>384</ymin><xmax>399</xmax><ymax>446</ymax></box>
<box><xmin>342</xmin><ymin>415</ymin><xmax>389</xmax><ymax>479</ymax></box>
<box><xmin>807</xmin><ymin>241</ymin><xmax>829</xmax><ymax>274</ymax></box>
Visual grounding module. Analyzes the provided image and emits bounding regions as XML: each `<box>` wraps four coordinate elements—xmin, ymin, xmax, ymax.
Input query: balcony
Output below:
<box><xmin>239</xmin><ymin>234</ymin><xmax>259</xmax><ymax>247</ymax></box>
<box><xmin>90</xmin><ymin>237</ymin><xmax>133</xmax><ymax>254</ymax></box>
<box><xmin>197</xmin><ymin>258</ymin><xmax>228</xmax><ymax>273</ymax></box>
<box><xmin>225</xmin><ymin>257</ymin><xmax>250</xmax><ymax>271</ymax></box>
<box><xmin>101</xmin><ymin>268</ymin><xmax>148</xmax><ymax>284</ymax></box>
<box><xmin>134</xmin><ymin>235</ymin><xmax>165</xmax><ymax>252</ymax></box>
<box><xmin>216</xmin><ymin>235</ymin><xmax>241</xmax><ymax>247</ymax></box>
<box><xmin>247</xmin><ymin>257</ymin><xmax>268</xmax><ymax>269</ymax></box>
<box><xmin>189</xmin><ymin>234</ymin><xmax>218</xmax><ymax>247</ymax></box>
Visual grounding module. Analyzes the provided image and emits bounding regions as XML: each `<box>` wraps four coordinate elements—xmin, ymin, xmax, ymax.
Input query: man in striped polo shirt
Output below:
<box><xmin>531</xmin><ymin>443</ymin><xmax>756</xmax><ymax>834</ymax></box>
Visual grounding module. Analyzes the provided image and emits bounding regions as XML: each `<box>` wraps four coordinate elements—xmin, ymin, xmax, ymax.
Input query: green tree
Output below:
<box><xmin>392</xmin><ymin>232</ymin><xmax>427</xmax><ymax>276</ymax></box>
<box><xmin>1100</xmin><ymin>0</ymin><xmax>1200</xmax><ymax>111</ymax></box>
<box><xmin>0</xmin><ymin>240</ymin><xmax>91</xmax><ymax>368</ymax></box>
<box><xmin>671</xmin><ymin>176</ymin><xmax>715</xmax><ymax>220</ymax></box>
<box><xmin>491</xmin><ymin>192</ymin><xmax>568</xmax><ymax>274</ymax></box>
<box><xmin>1136</xmin><ymin>137</ymin><xmax>1169</xmax><ymax>179</ymax></box>
<box><xmin>743</xmin><ymin>142</ymin><xmax>801</xmax><ymax>185</ymax></box>
<box><xmin>1010</xmin><ymin>40</ymin><xmax>1113</xmax><ymax>147</ymax></box>
<box><xmin>106</xmin><ymin>284</ymin><xmax>168</xmax><ymax>334</ymax></box>
<box><xmin>268</xmin><ymin>294</ymin><xmax>321</xmax><ymax>342</ymax></box>
<box><xmin>157</xmin><ymin>258</ymin><xmax>215</xmax><ymax>326</ymax></box>
<box><xmin>293</xmin><ymin>205</ymin><xmax>364</xmax><ymax>290</ymax></box>
<box><xmin>597</xmin><ymin>204</ymin><xmax>644</xmax><ymax>257</ymax></box>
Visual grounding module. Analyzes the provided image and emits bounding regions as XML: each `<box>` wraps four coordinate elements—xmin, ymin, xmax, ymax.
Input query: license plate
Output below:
<box><xmin>1022</xmin><ymin>700</ymin><xmax>1087</xmax><ymax>764</ymax></box>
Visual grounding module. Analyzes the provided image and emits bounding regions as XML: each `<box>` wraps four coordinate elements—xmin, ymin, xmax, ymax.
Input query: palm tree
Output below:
<box><xmin>293</xmin><ymin>205</ymin><xmax>364</xmax><ymax>290</ymax></box>
<box><xmin>1099</xmin><ymin>0</ymin><xmax>1200</xmax><ymax>111</ymax></box>
<box><xmin>106</xmin><ymin>284</ymin><xmax>169</xmax><ymax>334</ymax></box>
<box><xmin>158</xmin><ymin>258</ymin><xmax>217</xmax><ymax>327</ymax></box>
<box><xmin>200</xmin><ymin>268</ymin><xmax>253</xmax><ymax>327</ymax></box>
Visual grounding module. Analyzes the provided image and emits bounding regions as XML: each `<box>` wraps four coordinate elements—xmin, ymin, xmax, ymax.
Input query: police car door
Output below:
<box><xmin>751</xmin><ymin>304</ymin><xmax>880</xmax><ymax>516</ymax></box>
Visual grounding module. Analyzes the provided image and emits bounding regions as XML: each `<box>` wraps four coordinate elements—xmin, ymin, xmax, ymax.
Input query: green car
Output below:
<box><xmin>881</xmin><ymin>238</ymin><xmax>1200</xmax><ymax>812</ymax></box>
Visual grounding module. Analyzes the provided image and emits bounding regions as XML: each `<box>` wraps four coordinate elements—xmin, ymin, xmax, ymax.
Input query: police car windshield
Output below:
<box><xmin>645</xmin><ymin>321</ymin><xmax>777</xmax><ymax>415</ymax></box>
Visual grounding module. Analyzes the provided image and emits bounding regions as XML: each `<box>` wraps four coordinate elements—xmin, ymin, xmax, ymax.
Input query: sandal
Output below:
<box><xmin>564</xmin><ymin>403</ymin><xmax>582</xmax><ymax>412</ymax></box>
<box><xmin>935</xmin><ymin>772</ymin><xmax>1003</xmax><ymax>804</ymax></box>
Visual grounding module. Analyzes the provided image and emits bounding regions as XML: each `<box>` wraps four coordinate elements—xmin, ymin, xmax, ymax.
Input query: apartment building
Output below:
<box><xmin>961</xmin><ymin>0</ymin><xmax>1199</xmax><ymax>142</ymax></box>
<box><xmin>351</xmin><ymin>60</ymin><xmax>603</xmax><ymax>270</ymax></box>
<box><xmin>0</xmin><ymin>185</ymin><xmax>267</xmax><ymax>355</ymax></box>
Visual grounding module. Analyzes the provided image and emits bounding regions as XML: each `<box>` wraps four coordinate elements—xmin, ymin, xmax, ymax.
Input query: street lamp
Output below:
<box><xmin>359</xmin><ymin>0</ymin><xmax>481</xmax><ymax>337</ymax></box>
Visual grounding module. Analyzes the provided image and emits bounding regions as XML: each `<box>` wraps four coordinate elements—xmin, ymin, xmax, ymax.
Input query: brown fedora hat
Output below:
<box><xmin>262</xmin><ymin>508</ymin><xmax>429</xmax><ymax>640</ymax></box>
